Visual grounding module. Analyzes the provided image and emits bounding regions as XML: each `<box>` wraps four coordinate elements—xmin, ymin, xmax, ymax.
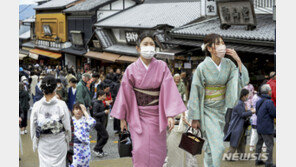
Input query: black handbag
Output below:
<box><xmin>178</xmin><ymin>126</ymin><xmax>205</xmax><ymax>155</ymax></box>
<box><xmin>118</xmin><ymin>130</ymin><xmax>133</xmax><ymax>157</ymax></box>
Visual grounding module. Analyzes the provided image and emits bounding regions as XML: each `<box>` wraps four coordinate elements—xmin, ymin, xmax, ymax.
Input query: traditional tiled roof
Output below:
<box><xmin>104</xmin><ymin>44</ymin><xmax>138</xmax><ymax>56</ymax></box>
<box><xmin>20</xmin><ymin>30</ymin><xmax>31</xmax><ymax>40</ymax></box>
<box><xmin>64</xmin><ymin>0</ymin><xmax>112</xmax><ymax>13</ymax></box>
<box><xmin>95</xmin><ymin>29</ymin><xmax>116</xmax><ymax>48</ymax></box>
<box><xmin>95</xmin><ymin>1</ymin><xmax>201</xmax><ymax>28</ymax></box>
<box><xmin>34</xmin><ymin>0</ymin><xmax>78</xmax><ymax>10</ymax></box>
<box><xmin>172</xmin><ymin>14</ymin><xmax>275</xmax><ymax>42</ymax></box>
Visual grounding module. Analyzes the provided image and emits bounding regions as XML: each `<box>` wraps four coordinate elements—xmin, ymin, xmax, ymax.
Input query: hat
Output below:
<box><xmin>21</xmin><ymin>76</ymin><xmax>27</xmax><ymax>82</ymax></box>
<box><xmin>19</xmin><ymin>67</ymin><xmax>23</xmax><ymax>72</ymax></box>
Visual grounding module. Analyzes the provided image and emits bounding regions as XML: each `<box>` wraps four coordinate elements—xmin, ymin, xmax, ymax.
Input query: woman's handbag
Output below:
<box><xmin>178</xmin><ymin>126</ymin><xmax>205</xmax><ymax>155</ymax></box>
<box><xmin>118</xmin><ymin>130</ymin><xmax>133</xmax><ymax>157</ymax></box>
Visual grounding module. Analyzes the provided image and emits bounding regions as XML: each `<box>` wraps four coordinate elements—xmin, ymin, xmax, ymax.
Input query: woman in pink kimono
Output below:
<box><xmin>111</xmin><ymin>32</ymin><xmax>187</xmax><ymax>167</ymax></box>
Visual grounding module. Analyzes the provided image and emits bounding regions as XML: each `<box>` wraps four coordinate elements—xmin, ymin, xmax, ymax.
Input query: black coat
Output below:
<box><xmin>224</xmin><ymin>100</ymin><xmax>253</xmax><ymax>147</ymax></box>
<box><xmin>19</xmin><ymin>90</ymin><xmax>30</xmax><ymax>111</ymax></box>
<box><xmin>92</xmin><ymin>99</ymin><xmax>109</xmax><ymax>123</ymax></box>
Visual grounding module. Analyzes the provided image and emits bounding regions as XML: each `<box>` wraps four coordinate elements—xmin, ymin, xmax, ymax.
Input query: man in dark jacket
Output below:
<box><xmin>92</xmin><ymin>90</ymin><xmax>110</xmax><ymax>157</ymax></box>
<box><xmin>90</xmin><ymin>73</ymin><xmax>101</xmax><ymax>99</ymax></box>
<box><xmin>255</xmin><ymin>84</ymin><xmax>276</xmax><ymax>167</ymax></box>
<box><xmin>224</xmin><ymin>89</ymin><xmax>255</xmax><ymax>158</ymax></box>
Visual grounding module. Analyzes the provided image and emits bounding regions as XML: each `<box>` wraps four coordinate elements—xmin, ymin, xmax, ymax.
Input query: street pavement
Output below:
<box><xmin>20</xmin><ymin>99</ymin><xmax>276</xmax><ymax>166</ymax></box>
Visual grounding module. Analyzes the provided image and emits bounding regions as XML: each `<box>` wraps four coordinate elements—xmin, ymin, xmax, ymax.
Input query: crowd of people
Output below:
<box><xmin>18</xmin><ymin>32</ymin><xmax>276</xmax><ymax>167</ymax></box>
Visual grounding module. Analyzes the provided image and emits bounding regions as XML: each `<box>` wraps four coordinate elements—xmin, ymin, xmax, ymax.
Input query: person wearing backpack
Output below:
<box><xmin>255</xmin><ymin>84</ymin><xmax>276</xmax><ymax>167</ymax></box>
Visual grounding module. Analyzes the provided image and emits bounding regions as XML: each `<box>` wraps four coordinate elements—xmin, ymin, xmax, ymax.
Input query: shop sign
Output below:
<box><xmin>206</xmin><ymin>0</ymin><xmax>217</xmax><ymax>16</ymax></box>
<box><xmin>29</xmin><ymin>52</ymin><xmax>39</xmax><ymax>60</ymax></box>
<box><xmin>184</xmin><ymin>62</ymin><xmax>192</xmax><ymax>69</ymax></box>
<box><xmin>217</xmin><ymin>0</ymin><xmax>257</xmax><ymax>30</ymax></box>
<box><xmin>43</xmin><ymin>25</ymin><xmax>52</xmax><ymax>36</ymax></box>
<box><xmin>125</xmin><ymin>31</ymin><xmax>139</xmax><ymax>45</ymax></box>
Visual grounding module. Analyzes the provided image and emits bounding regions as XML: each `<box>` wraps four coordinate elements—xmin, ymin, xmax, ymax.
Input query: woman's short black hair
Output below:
<box><xmin>240</xmin><ymin>88</ymin><xmax>249</xmax><ymax>100</ymax></box>
<box><xmin>136</xmin><ymin>31</ymin><xmax>157</xmax><ymax>48</ymax></box>
<box><xmin>203</xmin><ymin>33</ymin><xmax>224</xmax><ymax>57</ymax></box>
<box><xmin>40</xmin><ymin>75</ymin><xmax>57</xmax><ymax>95</ymax></box>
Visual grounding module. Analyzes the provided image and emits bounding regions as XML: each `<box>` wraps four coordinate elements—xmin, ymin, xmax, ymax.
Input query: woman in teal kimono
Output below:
<box><xmin>188</xmin><ymin>33</ymin><xmax>249</xmax><ymax>167</ymax></box>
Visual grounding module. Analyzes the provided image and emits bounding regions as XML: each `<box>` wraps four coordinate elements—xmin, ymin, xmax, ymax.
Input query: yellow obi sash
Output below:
<box><xmin>205</xmin><ymin>85</ymin><xmax>226</xmax><ymax>101</ymax></box>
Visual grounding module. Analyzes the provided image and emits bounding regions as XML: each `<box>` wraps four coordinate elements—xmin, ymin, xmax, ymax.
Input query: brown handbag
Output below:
<box><xmin>178</xmin><ymin>126</ymin><xmax>205</xmax><ymax>155</ymax></box>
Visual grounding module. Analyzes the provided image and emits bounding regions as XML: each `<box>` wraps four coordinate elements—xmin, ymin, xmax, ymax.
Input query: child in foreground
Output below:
<box><xmin>70</xmin><ymin>103</ymin><xmax>96</xmax><ymax>167</ymax></box>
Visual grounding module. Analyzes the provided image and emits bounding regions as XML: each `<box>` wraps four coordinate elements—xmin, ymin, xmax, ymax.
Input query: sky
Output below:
<box><xmin>19</xmin><ymin>0</ymin><xmax>37</xmax><ymax>5</ymax></box>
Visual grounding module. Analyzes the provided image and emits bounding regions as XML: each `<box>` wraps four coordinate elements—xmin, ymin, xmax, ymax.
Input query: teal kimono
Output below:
<box><xmin>188</xmin><ymin>57</ymin><xmax>249</xmax><ymax>167</ymax></box>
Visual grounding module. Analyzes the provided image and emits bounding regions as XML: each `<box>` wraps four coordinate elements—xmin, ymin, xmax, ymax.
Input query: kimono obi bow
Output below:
<box><xmin>133</xmin><ymin>87</ymin><xmax>160</xmax><ymax>106</ymax></box>
<box><xmin>205</xmin><ymin>85</ymin><xmax>226</xmax><ymax>101</ymax></box>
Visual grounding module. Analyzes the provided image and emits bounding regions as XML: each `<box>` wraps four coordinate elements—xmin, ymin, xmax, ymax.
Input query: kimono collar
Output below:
<box><xmin>41</xmin><ymin>96</ymin><xmax>58</xmax><ymax>106</ymax></box>
<box><xmin>137</xmin><ymin>57</ymin><xmax>156</xmax><ymax>70</ymax></box>
<box><xmin>208</xmin><ymin>57</ymin><xmax>222</xmax><ymax>71</ymax></box>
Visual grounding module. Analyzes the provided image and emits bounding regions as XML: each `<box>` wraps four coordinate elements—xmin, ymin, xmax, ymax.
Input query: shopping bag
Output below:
<box><xmin>118</xmin><ymin>130</ymin><xmax>133</xmax><ymax>157</ymax></box>
<box><xmin>178</xmin><ymin>126</ymin><xmax>205</xmax><ymax>155</ymax></box>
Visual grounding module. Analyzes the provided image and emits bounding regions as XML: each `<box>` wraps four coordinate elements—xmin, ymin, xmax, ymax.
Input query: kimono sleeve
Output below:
<box><xmin>61</xmin><ymin>102</ymin><xmax>71</xmax><ymax>150</ymax></box>
<box><xmin>110</xmin><ymin>70</ymin><xmax>133</xmax><ymax>120</ymax></box>
<box><xmin>30</xmin><ymin>102</ymin><xmax>39</xmax><ymax>152</ymax></box>
<box><xmin>225</xmin><ymin>59</ymin><xmax>249</xmax><ymax>109</ymax></box>
<box><xmin>188</xmin><ymin>67</ymin><xmax>205</xmax><ymax>120</ymax></box>
<box><xmin>159</xmin><ymin>65</ymin><xmax>186</xmax><ymax>118</ymax></box>
<box><xmin>85</xmin><ymin>116</ymin><xmax>96</xmax><ymax>132</ymax></box>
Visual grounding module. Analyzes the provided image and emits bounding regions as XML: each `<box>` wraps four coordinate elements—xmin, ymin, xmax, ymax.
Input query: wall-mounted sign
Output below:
<box><xmin>184</xmin><ymin>62</ymin><xmax>192</xmax><ymax>69</ymax></box>
<box><xmin>70</xmin><ymin>31</ymin><xmax>84</xmax><ymax>46</ymax></box>
<box><xmin>29</xmin><ymin>52</ymin><xmax>39</xmax><ymax>60</ymax></box>
<box><xmin>42</xmin><ymin>25</ymin><xmax>52</xmax><ymax>36</ymax></box>
<box><xmin>217</xmin><ymin>0</ymin><xmax>257</xmax><ymax>30</ymax></box>
<box><xmin>206</xmin><ymin>0</ymin><xmax>217</xmax><ymax>16</ymax></box>
<box><xmin>125</xmin><ymin>31</ymin><xmax>139</xmax><ymax>45</ymax></box>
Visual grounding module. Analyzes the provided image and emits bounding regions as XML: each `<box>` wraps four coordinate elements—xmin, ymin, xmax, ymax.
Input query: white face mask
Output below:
<box><xmin>215</xmin><ymin>45</ymin><xmax>226</xmax><ymax>58</ymax></box>
<box><xmin>140</xmin><ymin>46</ymin><xmax>155</xmax><ymax>59</ymax></box>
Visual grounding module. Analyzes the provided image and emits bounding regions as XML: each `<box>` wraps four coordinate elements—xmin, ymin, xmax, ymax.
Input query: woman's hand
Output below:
<box><xmin>120</xmin><ymin>120</ymin><xmax>128</xmax><ymax>132</ymax></box>
<box><xmin>191</xmin><ymin>120</ymin><xmax>201</xmax><ymax>130</ymax></box>
<box><xmin>168</xmin><ymin>117</ymin><xmax>175</xmax><ymax>132</ymax></box>
<box><xmin>226</xmin><ymin>48</ymin><xmax>242</xmax><ymax>72</ymax></box>
<box><xmin>19</xmin><ymin>117</ymin><xmax>22</xmax><ymax>124</ymax></box>
<box><xmin>79</xmin><ymin>104</ymin><xmax>89</xmax><ymax>118</ymax></box>
<box><xmin>226</xmin><ymin>48</ymin><xmax>240</xmax><ymax>62</ymax></box>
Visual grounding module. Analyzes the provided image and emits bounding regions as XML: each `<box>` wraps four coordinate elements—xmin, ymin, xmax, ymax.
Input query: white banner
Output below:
<box><xmin>29</xmin><ymin>53</ymin><xmax>39</xmax><ymax>60</ymax></box>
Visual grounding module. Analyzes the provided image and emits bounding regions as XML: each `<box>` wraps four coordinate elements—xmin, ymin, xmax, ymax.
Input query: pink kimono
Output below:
<box><xmin>111</xmin><ymin>57</ymin><xmax>186</xmax><ymax>167</ymax></box>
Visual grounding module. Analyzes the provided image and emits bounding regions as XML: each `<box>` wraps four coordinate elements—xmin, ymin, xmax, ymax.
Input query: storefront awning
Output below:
<box><xmin>30</xmin><ymin>49</ymin><xmax>62</xmax><ymax>59</ymax></box>
<box><xmin>116</xmin><ymin>55</ymin><xmax>138</xmax><ymax>63</ymax></box>
<box><xmin>19</xmin><ymin>54</ymin><xmax>27</xmax><ymax>60</ymax></box>
<box><xmin>84</xmin><ymin>51</ymin><xmax>120</xmax><ymax>62</ymax></box>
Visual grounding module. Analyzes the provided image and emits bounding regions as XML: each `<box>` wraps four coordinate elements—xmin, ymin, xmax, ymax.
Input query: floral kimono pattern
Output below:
<box><xmin>70</xmin><ymin>116</ymin><xmax>96</xmax><ymax>167</ymax></box>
